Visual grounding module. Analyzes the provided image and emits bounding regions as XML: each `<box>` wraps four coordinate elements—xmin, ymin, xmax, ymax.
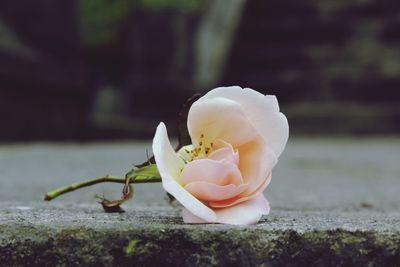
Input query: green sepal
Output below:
<box><xmin>125</xmin><ymin>163</ymin><xmax>161</xmax><ymax>182</ymax></box>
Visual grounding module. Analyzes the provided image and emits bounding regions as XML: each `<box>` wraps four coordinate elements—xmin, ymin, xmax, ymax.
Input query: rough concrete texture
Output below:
<box><xmin>1</xmin><ymin>138</ymin><xmax>400</xmax><ymax>266</ymax></box>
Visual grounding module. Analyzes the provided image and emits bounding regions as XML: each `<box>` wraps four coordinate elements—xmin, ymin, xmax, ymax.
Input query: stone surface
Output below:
<box><xmin>0</xmin><ymin>138</ymin><xmax>400</xmax><ymax>266</ymax></box>
<box><xmin>1</xmin><ymin>203</ymin><xmax>400</xmax><ymax>266</ymax></box>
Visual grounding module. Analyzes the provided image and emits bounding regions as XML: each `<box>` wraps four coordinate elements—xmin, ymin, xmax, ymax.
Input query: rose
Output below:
<box><xmin>152</xmin><ymin>86</ymin><xmax>288</xmax><ymax>225</ymax></box>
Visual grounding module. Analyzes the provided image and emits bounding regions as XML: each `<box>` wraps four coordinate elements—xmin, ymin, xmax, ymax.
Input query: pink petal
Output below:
<box><xmin>182</xmin><ymin>194</ymin><xmax>270</xmax><ymax>225</ymax></box>
<box><xmin>236</xmin><ymin>136</ymin><xmax>277</xmax><ymax>195</ymax></box>
<box><xmin>196</xmin><ymin>86</ymin><xmax>289</xmax><ymax>157</ymax></box>
<box><xmin>208</xmin><ymin>141</ymin><xmax>239</xmax><ymax>166</ymax></box>
<box><xmin>152</xmin><ymin>122</ymin><xmax>216</xmax><ymax>222</ymax></box>
<box><xmin>184</xmin><ymin>181</ymin><xmax>248</xmax><ymax>201</ymax></box>
<box><xmin>187</xmin><ymin>97</ymin><xmax>258</xmax><ymax>148</ymax></box>
<box><xmin>180</xmin><ymin>158</ymin><xmax>243</xmax><ymax>186</ymax></box>
<box><xmin>208</xmin><ymin>172</ymin><xmax>271</xmax><ymax>208</ymax></box>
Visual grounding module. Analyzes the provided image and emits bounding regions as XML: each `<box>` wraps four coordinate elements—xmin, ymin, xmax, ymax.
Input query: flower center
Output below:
<box><xmin>190</xmin><ymin>134</ymin><xmax>213</xmax><ymax>158</ymax></box>
<box><xmin>187</xmin><ymin>134</ymin><xmax>211</xmax><ymax>158</ymax></box>
<box><xmin>178</xmin><ymin>134</ymin><xmax>214</xmax><ymax>162</ymax></box>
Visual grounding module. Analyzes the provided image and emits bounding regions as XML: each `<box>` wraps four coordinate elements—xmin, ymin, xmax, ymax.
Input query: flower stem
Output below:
<box><xmin>44</xmin><ymin>175</ymin><xmax>161</xmax><ymax>201</ymax></box>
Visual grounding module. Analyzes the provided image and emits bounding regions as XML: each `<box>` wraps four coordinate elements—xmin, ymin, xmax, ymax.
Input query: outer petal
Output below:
<box><xmin>237</xmin><ymin>136</ymin><xmax>277</xmax><ymax>195</ymax></box>
<box><xmin>196</xmin><ymin>86</ymin><xmax>289</xmax><ymax>157</ymax></box>
<box><xmin>187</xmin><ymin>97</ymin><xmax>258</xmax><ymax>148</ymax></box>
<box><xmin>152</xmin><ymin>122</ymin><xmax>216</xmax><ymax>222</ymax></box>
<box><xmin>182</xmin><ymin>194</ymin><xmax>270</xmax><ymax>225</ymax></box>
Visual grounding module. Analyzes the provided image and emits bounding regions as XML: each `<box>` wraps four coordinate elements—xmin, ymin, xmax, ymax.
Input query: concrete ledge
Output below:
<box><xmin>1</xmin><ymin>140</ymin><xmax>399</xmax><ymax>266</ymax></box>
<box><xmin>1</xmin><ymin>204</ymin><xmax>399</xmax><ymax>266</ymax></box>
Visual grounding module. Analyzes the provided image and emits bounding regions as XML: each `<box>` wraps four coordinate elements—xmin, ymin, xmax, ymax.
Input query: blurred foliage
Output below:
<box><xmin>79</xmin><ymin>0</ymin><xmax>134</xmax><ymax>46</ymax></box>
<box><xmin>79</xmin><ymin>0</ymin><xmax>199</xmax><ymax>46</ymax></box>
<box><xmin>0</xmin><ymin>20</ymin><xmax>34</xmax><ymax>58</ymax></box>
<box><xmin>139</xmin><ymin>0</ymin><xmax>199</xmax><ymax>10</ymax></box>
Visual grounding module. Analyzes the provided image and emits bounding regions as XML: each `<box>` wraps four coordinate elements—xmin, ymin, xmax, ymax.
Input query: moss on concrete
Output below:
<box><xmin>0</xmin><ymin>205</ymin><xmax>399</xmax><ymax>266</ymax></box>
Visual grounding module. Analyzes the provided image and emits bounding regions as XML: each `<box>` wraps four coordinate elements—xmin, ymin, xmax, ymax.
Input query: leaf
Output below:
<box><xmin>125</xmin><ymin>163</ymin><xmax>160</xmax><ymax>182</ymax></box>
<box><xmin>96</xmin><ymin>170</ymin><xmax>137</xmax><ymax>213</ymax></box>
<box><xmin>99</xmin><ymin>200</ymin><xmax>126</xmax><ymax>213</ymax></box>
<box><xmin>95</xmin><ymin>185</ymin><xmax>134</xmax><ymax>213</ymax></box>
<box><xmin>134</xmin><ymin>149</ymin><xmax>155</xmax><ymax>168</ymax></box>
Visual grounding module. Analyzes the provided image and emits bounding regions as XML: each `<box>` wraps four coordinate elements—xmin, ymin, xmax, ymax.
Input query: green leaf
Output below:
<box><xmin>139</xmin><ymin>0</ymin><xmax>200</xmax><ymax>10</ymax></box>
<box><xmin>126</xmin><ymin>163</ymin><xmax>160</xmax><ymax>182</ymax></box>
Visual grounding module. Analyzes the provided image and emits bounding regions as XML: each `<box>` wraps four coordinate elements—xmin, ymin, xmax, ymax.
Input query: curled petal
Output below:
<box><xmin>237</xmin><ymin>136</ymin><xmax>277</xmax><ymax>195</ymax></box>
<box><xmin>209</xmin><ymin>172</ymin><xmax>272</xmax><ymax>208</ymax></box>
<box><xmin>208</xmin><ymin>140</ymin><xmax>239</xmax><ymax>166</ymax></box>
<box><xmin>196</xmin><ymin>86</ymin><xmax>289</xmax><ymax>157</ymax></box>
<box><xmin>182</xmin><ymin>194</ymin><xmax>270</xmax><ymax>225</ymax></box>
<box><xmin>152</xmin><ymin>122</ymin><xmax>216</xmax><ymax>222</ymax></box>
<box><xmin>180</xmin><ymin>158</ymin><xmax>243</xmax><ymax>186</ymax></box>
<box><xmin>184</xmin><ymin>181</ymin><xmax>248</xmax><ymax>201</ymax></box>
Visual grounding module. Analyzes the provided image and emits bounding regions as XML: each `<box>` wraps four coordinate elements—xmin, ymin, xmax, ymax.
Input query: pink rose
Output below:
<box><xmin>152</xmin><ymin>86</ymin><xmax>289</xmax><ymax>225</ymax></box>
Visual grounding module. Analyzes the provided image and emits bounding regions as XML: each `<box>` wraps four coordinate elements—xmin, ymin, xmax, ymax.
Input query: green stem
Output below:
<box><xmin>44</xmin><ymin>175</ymin><xmax>161</xmax><ymax>201</ymax></box>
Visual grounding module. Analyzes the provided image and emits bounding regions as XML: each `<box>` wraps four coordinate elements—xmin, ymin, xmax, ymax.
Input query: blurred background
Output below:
<box><xmin>1</xmin><ymin>0</ymin><xmax>400</xmax><ymax>141</ymax></box>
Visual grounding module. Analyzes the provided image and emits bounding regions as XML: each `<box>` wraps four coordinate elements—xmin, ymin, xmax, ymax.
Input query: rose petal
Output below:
<box><xmin>237</xmin><ymin>136</ymin><xmax>277</xmax><ymax>195</ymax></box>
<box><xmin>187</xmin><ymin>97</ymin><xmax>258</xmax><ymax>148</ymax></box>
<box><xmin>152</xmin><ymin>122</ymin><xmax>216</xmax><ymax>222</ymax></box>
<box><xmin>208</xmin><ymin>141</ymin><xmax>239</xmax><ymax>165</ymax></box>
<box><xmin>184</xmin><ymin>181</ymin><xmax>248</xmax><ymax>201</ymax></box>
<box><xmin>196</xmin><ymin>86</ymin><xmax>289</xmax><ymax>157</ymax></box>
<box><xmin>180</xmin><ymin>158</ymin><xmax>243</xmax><ymax>186</ymax></box>
<box><xmin>182</xmin><ymin>194</ymin><xmax>270</xmax><ymax>225</ymax></box>
<box><xmin>209</xmin><ymin>172</ymin><xmax>272</xmax><ymax>208</ymax></box>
